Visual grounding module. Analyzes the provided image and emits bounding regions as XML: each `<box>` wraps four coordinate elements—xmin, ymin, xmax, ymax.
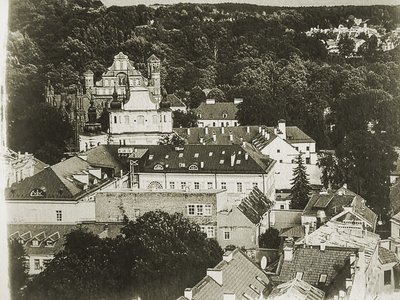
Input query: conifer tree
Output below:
<box><xmin>290</xmin><ymin>154</ymin><xmax>311</xmax><ymax>209</ymax></box>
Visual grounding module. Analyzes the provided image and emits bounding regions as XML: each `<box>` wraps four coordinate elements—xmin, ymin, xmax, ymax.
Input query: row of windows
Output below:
<box><xmin>200</xmin><ymin>226</ymin><xmax>216</xmax><ymax>238</ymax></box>
<box><xmin>187</xmin><ymin>204</ymin><xmax>213</xmax><ymax>216</ymax></box>
<box><xmin>169</xmin><ymin>181</ymin><xmax>258</xmax><ymax>192</ymax></box>
<box><xmin>33</xmin><ymin>258</ymin><xmax>51</xmax><ymax>271</ymax></box>
<box><xmin>113</xmin><ymin>115</ymin><xmax>168</xmax><ymax>125</ymax></box>
<box><xmin>103</xmin><ymin>77</ymin><xmax>141</xmax><ymax>87</ymax></box>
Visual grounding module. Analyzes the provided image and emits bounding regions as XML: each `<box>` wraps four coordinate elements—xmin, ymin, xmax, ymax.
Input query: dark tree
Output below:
<box><xmin>259</xmin><ymin>228</ymin><xmax>280</xmax><ymax>249</ymax></box>
<box><xmin>338</xmin><ymin>34</ymin><xmax>355</xmax><ymax>57</ymax></box>
<box><xmin>121</xmin><ymin>211</ymin><xmax>223</xmax><ymax>300</ymax></box>
<box><xmin>9</xmin><ymin>239</ymin><xmax>28</xmax><ymax>300</ymax></box>
<box><xmin>159</xmin><ymin>133</ymin><xmax>185</xmax><ymax>146</ymax></box>
<box><xmin>290</xmin><ymin>154</ymin><xmax>311</xmax><ymax>209</ymax></box>
<box><xmin>207</xmin><ymin>87</ymin><xmax>226</xmax><ymax>102</ymax></box>
<box><xmin>318</xmin><ymin>152</ymin><xmax>346</xmax><ymax>189</ymax></box>
<box><xmin>173</xmin><ymin>110</ymin><xmax>198</xmax><ymax>128</ymax></box>
<box><xmin>188</xmin><ymin>86</ymin><xmax>206</xmax><ymax>109</ymax></box>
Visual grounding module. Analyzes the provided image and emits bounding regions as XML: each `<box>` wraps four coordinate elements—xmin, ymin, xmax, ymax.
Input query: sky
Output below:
<box><xmin>101</xmin><ymin>0</ymin><xmax>400</xmax><ymax>7</ymax></box>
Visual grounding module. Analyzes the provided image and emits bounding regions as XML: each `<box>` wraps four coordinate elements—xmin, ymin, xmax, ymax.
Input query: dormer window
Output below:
<box><xmin>179</xmin><ymin>153</ymin><xmax>184</xmax><ymax>158</ymax></box>
<box><xmin>222</xmin><ymin>112</ymin><xmax>228</xmax><ymax>119</ymax></box>
<box><xmin>179</xmin><ymin>163</ymin><xmax>186</xmax><ymax>168</ymax></box>
<box><xmin>165</xmin><ymin>154</ymin><xmax>169</xmax><ymax>159</ymax></box>
<box><xmin>209</xmin><ymin>152</ymin><xmax>213</xmax><ymax>156</ymax></box>
<box><xmin>32</xmin><ymin>240</ymin><xmax>39</xmax><ymax>247</ymax></box>
<box><xmin>194</xmin><ymin>153</ymin><xmax>199</xmax><ymax>158</ymax></box>
<box><xmin>154</xmin><ymin>164</ymin><xmax>164</xmax><ymax>171</ymax></box>
<box><xmin>45</xmin><ymin>240</ymin><xmax>54</xmax><ymax>247</ymax></box>
<box><xmin>219</xmin><ymin>160</ymin><xmax>224</xmax><ymax>164</ymax></box>
<box><xmin>188</xmin><ymin>164</ymin><xmax>198</xmax><ymax>171</ymax></box>
<box><xmin>149</xmin><ymin>155</ymin><xmax>154</xmax><ymax>160</ymax></box>
<box><xmin>318</xmin><ymin>274</ymin><xmax>327</xmax><ymax>284</ymax></box>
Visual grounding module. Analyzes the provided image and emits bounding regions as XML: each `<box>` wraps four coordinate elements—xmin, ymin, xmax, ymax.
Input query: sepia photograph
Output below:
<box><xmin>1</xmin><ymin>0</ymin><xmax>400</xmax><ymax>299</ymax></box>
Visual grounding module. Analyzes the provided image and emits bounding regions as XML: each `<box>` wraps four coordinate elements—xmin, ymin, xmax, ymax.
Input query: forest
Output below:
<box><xmin>6</xmin><ymin>0</ymin><xmax>400</xmax><ymax>217</ymax></box>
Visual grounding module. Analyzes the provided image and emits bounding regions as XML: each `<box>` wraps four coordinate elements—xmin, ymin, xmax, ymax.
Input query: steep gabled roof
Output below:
<box><xmin>378</xmin><ymin>247</ymin><xmax>400</xmax><ymax>265</ymax></box>
<box><xmin>268</xmin><ymin>278</ymin><xmax>325</xmax><ymax>300</ymax></box>
<box><xmin>181</xmin><ymin>249</ymin><xmax>273</xmax><ymax>300</ymax></box>
<box><xmin>166</xmin><ymin>94</ymin><xmax>186</xmax><ymax>108</ymax></box>
<box><xmin>238</xmin><ymin>187</ymin><xmax>273</xmax><ymax>224</ymax></box>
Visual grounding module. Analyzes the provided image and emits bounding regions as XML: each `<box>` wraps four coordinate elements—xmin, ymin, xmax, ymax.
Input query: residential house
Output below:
<box><xmin>8</xmin><ymin>223</ymin><xmax>122</xmax><ymax>275</ymax></box>
<box><xmin>4</xmin><ymin>148</ymin><xmax>48</xmax><ymax>187</ymax></box>
<box><xmin>177</xmin><ymin>248</ymin><xmax>274</xmax><ymax>300</ymax></box>
<box><xmin>377</xmin><ymin>246</ymin><xmax>400</xmax><ymax>296</ymax></box>
<box><xmin>95</xmin><ymin>189</ymin><xmax>227</xmax><ymax>238</ymax></box>
<box><xmin>389</xmin><ymin>211</ymin><xmax>400</xmax><ymax>257</ymax></box>
<box><xmin>302</xmin><ymin>186</ymin><xmax>377</xmax><ymax>232</ymax></box>
<box><xmin>194</xmin><ymin>98</ymin><xmax>240</xmax><ymax>128</ymax></box>
<box><xmin>174</xmin><ymin>120</ymin><xmax>321</xmax><ymax>190</ymax></box>
<box><xmin>217</xmin><ymin>187</ymin><xmax>273</xmax><ymax>249</ymax></box>
<box><xmin>5</xmin><ymin>156</ymin><xmax>125</xmax><ymax>224</ymax></box>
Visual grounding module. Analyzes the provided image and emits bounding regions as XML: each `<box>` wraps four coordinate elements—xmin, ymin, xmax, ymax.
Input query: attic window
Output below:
<box><xmin>222</xmin><ymin>113</ymin><xmax>228</xmax><ymax>119</ymax></box>
<box><xmin>154</xmin><ymin>164</ymin><xmax>164</xmax><ymax>171</ymax></box>
<box><xmin>209</xmin><ymin>152</ymin><xmax>213</xmax><ymax>157</ymax></box>
<box><xmin>149</xmin><ymin>155</ymin><xmax>154</xmax><ymax>160</ymax></box>
<box><xmin>45</xmin><ymin>240</ymin><xmax>54</xmax><ymax>247</ymax></box>
<box><xmin>236</xmin><ymin>160</ymin><xmax>241</xmax><ymax>164</ymax></box>
<box><xmin>179</xmin><ymin>153</ymin><xmax>184</xmax><ymax>158</ymax></box>
<box><xmin>219</xmin><ymin>159</ymin><xmax>224</xmax><ymax>164</ymax></box>
<box><xmin>188</xmin><ymin>164</ymin><xmax>198</xmax><ymax>171</ymax></box>
<box><xmin>32</xmin><ymin>240</ymin><xmax>39</xmax><ymax>247</ymax></box>
<box><xmin>319</xmin><ymin>274</ymin><xmax>327</xmax><ymax>284</ymax></box>
<box><xmin>165</xmin><ymin>154</ymin><xmax>169</xmax><ymax>159</ymax></box>
<box><xmin>179</xmin><ymin>163</ymin><xmax>186</xmax><ymax>168</ymax></box>
<box><xmin>194</xmin><ymin>153</ymin><xmax>199</xmax><ymax>158</ymax></box>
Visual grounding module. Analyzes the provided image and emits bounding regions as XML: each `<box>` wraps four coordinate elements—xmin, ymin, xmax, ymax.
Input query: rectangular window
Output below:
<box><xmin>306</xmin><ymin>157</ymin><xmax>311</xmax><ymax>164</ymax></box>
<box><xmin>170</xmin><ymin>182</ymin><xmax>175</xmax><ymax>189</ymax></box>
<box><xmin>34</xmin><ymin>259</ymin><xmax>41</xmax><ymax>270</ymax></box>
<box><xmin>384</xmin><ymin>270</ymin><xmax>391</xmax><ymax>285</ymax></box>
<box><xmin>306</xmin><ymin>146</ymin><xmax>310</xmax><ymax>151</ymax></box>
<box><xmin>56</xmin><ymin>210</ymin><xmax>62</xmax><ymax>222</ymax></box>
<box><xmin>194</xmin><ymin>182</ymin><xmax>200</xmax><ymax>190</ymax></box>
<box><xmin>224</xmin><ymin>231</ymin><xmax>231</xmax><ymax>240</ymax></box>
<box><xmin>237</xmin><ymin>182</ymin><xmax>243</xmax><ymax>193</ymax></box>
<box><xmin>181</xmin><ymin>182</ymin><xmax>186</xmax><ymax>189</ymax></box>
<box><xmin>221</xmin><ymin>182</ymin><xmax>227</xmax><ymax>190</ymax></box>
<box><xmin>188</xmin><ymin>205</ymin><xmax>195</xmax><ymax>216</ymax></box>
<box><xmin>114</xmin><ymin>116</ymin><xmax>117</xmax><ymax>123</ymax></box>
<box><xmin>207</xmin><ymin>182</ymin><xmax>213</xmax><ymax>189</ymax></box>
<box><xmin>280</xmin><ymin>205</ymin><xmax>285</xmax><ymax>210</ymax></box>
<box><xmin>204</xmin><ymin>204</ymin><xmax>212</xmax><ymax>216</ymax></box>
<box><xmin>277</xmin><ymin>149</ymin><xmax>280</xmax><ymax>153</ymax></box>
<box><xmin>279</xmin><ymin>160</ymin><xmax>283</xmax><ymax>163</ymax></box>
<box><xmin>197</xmin><ymin>205</ymin><xmax>204</xmax><ymax>216</ymax></box>
<box><xmin>207</xmin><ymin>226</ymin><xmax>215</xmax><ymax>238</ymax></box>
<box><xmin>319</xmin><ymin>274</ymin><xmax>327</xmax><ymax>284</ymax></box>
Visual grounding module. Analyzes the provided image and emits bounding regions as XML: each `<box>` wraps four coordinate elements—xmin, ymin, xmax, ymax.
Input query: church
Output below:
<box><xmin>79</xmin><ymin>52</ymin><xmax>173</xmax><ymax>151</ymax></box>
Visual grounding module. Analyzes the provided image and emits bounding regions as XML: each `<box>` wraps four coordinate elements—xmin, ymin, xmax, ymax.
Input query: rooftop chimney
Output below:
<box><xmin>184</xmin><ymin>288</ymin><xmax>193</xmax><ymax>300</ymax></box>
<box><xmin>246</xmin><ymin>126</ymin><xmax>250</xmax><ymax>134</ymax></box>
<box><xmin>200</xmin><ymin>161</ymin><xmax>204</xmax><ymax>169</ymax></box>
<box><xmin>283</xmin><ymin>245</ymin><xmax>294</xmax><ymax>261</ymax></box>
<box><xmin>200</xmin><ymin>137</ymin><xmax>204</xmax><ymax>144</ymax></box>
<box><xmin>278</xmin><ymin>119</ymin><xmax>286</xmax><ymax>139</ymax></box>
<box><xmin>223</xmin><ymin>293</ymin><xmax>235</xmax><ymax>300</ymax></box>
<box><xmin>320</xmin><ymin>241</ymin><xmax>326</xmax><ymax>251</ymax></box>
<box><xmin>223</xmin><ymin>251</ymin><xmax>233</xmax><ymax>262</ymax></box>
<box><xmin>229</xmin><ymin>131</ymin><xmax>233</xmax><ymax>142</ymax></box>
<box><xmin>258</xmin><ymin>126</ymin><xmax>262</xmax><ymax>133</ymax></box>
<box><xmin>244</xmin><ymin>152</ymin><xmax>249</xmax><ymax>160</ymax></box>
<box><xmin>187</xmin><ymin>128</ymin><xmax>190</xmax><ymax>135</ymax></box>
<box><xmin>261</xmin><ymin>128</ymin><xmax>266</xmax><ymax>136</ymax></box>
<box><xmin>206</xmin><ymin>98</ymin><xmax>216</xmax><ymax>104</ymax></box>
<box><xmin>207</xmin><ymin>268</ymin><xmax>223</xmax><ymax>285</ymax></box>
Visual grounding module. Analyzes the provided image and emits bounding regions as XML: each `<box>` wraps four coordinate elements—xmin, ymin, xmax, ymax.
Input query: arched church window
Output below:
<box><xmin>117</xmin><ymin>73</ymin><xmax>126</xmax><ymax>86</ymax></box>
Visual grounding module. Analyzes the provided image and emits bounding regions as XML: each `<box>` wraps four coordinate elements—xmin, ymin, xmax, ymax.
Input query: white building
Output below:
<box><xmin>194</xmin><ymin>98</ymin><xmax>241</xmax><ymax>127</ymax></box>
<box><xmin>174</xmin><ymin>120</ymin><xmax>321</xmax><ymax>190</ymax></box>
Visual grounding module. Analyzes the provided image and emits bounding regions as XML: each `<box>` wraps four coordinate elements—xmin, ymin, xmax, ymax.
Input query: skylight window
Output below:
<box><xmin>236</xmin><ymin>160</ymin><xmax>241</xmax><ymax>164</ymax></box>
<box><xmin>209</xmin><ymin>152</ymin><xmax>213</xmax><ymax>156</ymax></box>
<box><xmin>296</xmin><ymin>272</ymin><xmax>304</xmax><ymax>280</ymax></box>
<box><xmin>149</xmin><ymin>155</ymin><xmax>154</xmax><ymax>160</ymax></box>
<box><xmin>319</xmin><ymin>274</ymin><xmax>327</xmax><ymax>284</ymax></box>
<box><xmin>165</xmin><ymin>154</ymin><xmax>169</xmax><ymax>159</ymax></box>
<box><xmin>194</xmin><ymin>153</ymin><xmax>199</xmax><ymax>158</ymax></box>
<box><xmin>179</xmin><ymin>153</ymin><xmax>184</xmax><ymax>158</ymax></box>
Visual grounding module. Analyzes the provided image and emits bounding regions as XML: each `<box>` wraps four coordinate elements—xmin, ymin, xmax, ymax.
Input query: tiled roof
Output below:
<box><xmin>273</xmin><ymin>246</ymin><xmax>356</xmax><ymax>287</ymax></box>
<box><xmin>268</xmin><ymin>278</ymin><xmax>325</xmax><ymax>300</ymax></box>
<box><xmin>7</xmin><ymin>223</ymin><xmax>123</xmax><ymax>256</ymax></box>
<box><xmin>378</xmin><ymin>247</ymin><xmax>400</xmax><ymax>265</ymax></box>
<box><xmin>296</xmin><ymin>221</ymin><xmax>380</xmax><ymax>267</ymax></box>
<box><xmin>141</xmin><ymin>144</ymin><xmax>274</xmax><ymax>174</ymax></box>
<box><xmin>84</xmin><ymin>145</ymin><xmax>128</xmax><ymax>174</ymax></box>
<box><xmin>33</xmin><ymin>158</ymin><xmax>48</xmax><ymax>174</ymax></box>
<box><xmin>5</xmin><ymin>156</ymin><xmax>109</xmax><ymax>200</ymax></box>
<box><xmin>279</xmin><ymin>225</ymin><xmax>305</xmax><ymax>239</ymax></box>
<box><xmin>303</xmin><ymin>188</ymin><xmax>377</xmax><ymax>229</ymax></box>
<box><xmin>166</xmin><ymin>94</ymin><xmax>186</xmax><ymax>108</ymax></box>
<box><xmin>182</xmin><ymin>249</ymin><xmax>273</xmax><ymax>300</ymax></box>
<box><xmin>238</xmin><ymin>187</ymin><xmax>273</xmax><ymax>224</ymax></box>
<box><xmin>174</xmin><ymin>125</ymin><xmax>315</xmax><ymax>147</ymax></box>
<box><xmin>193</xmin><ymin>102</ymin><xmax>238</xmax><ymax>120</ymax></box>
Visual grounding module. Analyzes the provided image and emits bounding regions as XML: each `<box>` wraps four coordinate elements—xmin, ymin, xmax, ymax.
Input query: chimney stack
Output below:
<box><xmin>244</xmin><ymin>152</ymin><xmax>249</xmax><ymax>160</ymax></box>
<box><xmin>246</xmin><ymin>126</ymin><xmax>250</xmax><ymax>134</ymax></box>
<box><xmin>200</xmin><ymin>137</ymin><xmax>204</xmax><ymax>144</ymax></box>
<box><xmin>187</xmin><ymin>128</ymin><xmax>190</xmax><ymax>135</ymax></box>
<box><xmin>200</xmin><ymin>161</ymin><xmax>204</xmax><ymax>169</ymax></box>
<box><xmin>283</xmin><ymin>245</ymin><xmax>294</xmax><ymax>261</ymax></box>
<box><xmin>258</xmin><ymin>126</ymin><xmax>262</xmax><ymax>133</ymax></box>
<box><xmin>278</xmin><ymin>119</ymin><xmax>286</xmax><ymax>139</ymax></box>
<box><xmin>262</xmin><ymin>128</ymin><xmax>266</xmax><ymax>136</ymax></box>
<box><xmin>184</xmin><ymin>288</ymin><xmax>193</xmax><ymax>300</ymax></box>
